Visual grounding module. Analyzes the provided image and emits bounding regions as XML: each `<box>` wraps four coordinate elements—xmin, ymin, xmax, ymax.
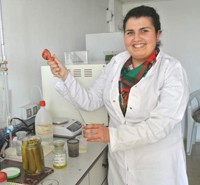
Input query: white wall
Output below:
<box><xmin>107</xmin><ymin>0</ymin><xmax>123</xmax><ymax>32</ymax></box>
<box><xmin>114</xmin><ymin>0</ymin><xmax>123</xmax><ymax>31</ymax></box>
<box><xmin>1</xmin><ymin>0</ymin><xmax>109</xmax><ymax>117</ymax></box>
<box><xmin>123</xmin><ymin>0</ymin><xmax>200</xmax><ymax>140</ymax></box>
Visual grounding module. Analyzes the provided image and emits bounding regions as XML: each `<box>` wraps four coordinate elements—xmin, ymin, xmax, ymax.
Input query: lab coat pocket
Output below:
<box><xmin>126</xmin><ymin>92</ymin><xmax>150</xmax><ymax>122</ymax></box>
<box><xmin>126</xmin><ymin>83</ymin><xmax>159</xmax><ymax>121</ymax></box>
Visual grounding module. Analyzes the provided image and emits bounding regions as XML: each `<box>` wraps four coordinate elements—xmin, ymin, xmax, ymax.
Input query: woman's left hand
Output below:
<box><xmin>83</xmin><ymin>124</ymin><xmax>110</xmax><ymax>143</ymax></box>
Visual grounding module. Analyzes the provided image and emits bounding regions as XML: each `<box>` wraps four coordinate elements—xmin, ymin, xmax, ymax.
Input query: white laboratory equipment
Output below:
<box><xmin>86</xmin><ymin>32</ymin><xmax>125</xmax><ymax>61</ymax></box>
<box><xmin>41</xmin><ymin>64</ymin><xmax>109</xmax><ymax>136</ymax></box>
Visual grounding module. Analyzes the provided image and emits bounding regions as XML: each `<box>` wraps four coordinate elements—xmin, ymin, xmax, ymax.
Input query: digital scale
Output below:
<box><xmin>53</xmin><ymin>117</ymin><xmax>83</xmax><ymax>138</ymax></box>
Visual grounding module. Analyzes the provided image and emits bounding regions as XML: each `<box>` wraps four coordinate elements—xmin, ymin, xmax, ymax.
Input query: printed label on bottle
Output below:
<box><xmin>36</xmin><ymin>124</ymin><xmax>53</xmax><ymax>135</ymax></box>
<box><xmin>53</xmin><ymin>154</ymin><xmax>66</xmax><ymax>166</ymax></box>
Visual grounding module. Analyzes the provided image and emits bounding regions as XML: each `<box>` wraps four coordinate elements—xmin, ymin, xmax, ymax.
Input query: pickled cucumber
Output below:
<box><xmin>22</xmin><ymin>140</ymin><xmax>29</xmax><ymax>171</ymax></box>
<box><xmin>27</xmin><ymin>149</ymin><xmax>36</xmax><ymax>174</ymax></box>
<box><xmin>32</xmin><ymin>145</ymin><xmax>44</xmax><ymax>173</ymax></box>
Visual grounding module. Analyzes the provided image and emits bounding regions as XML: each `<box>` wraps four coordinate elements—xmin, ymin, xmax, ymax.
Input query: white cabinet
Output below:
<box><xmin>102</xmin><ymin>180</ymin><xmax>108</xmax><ymax>185</ymax></box>
<box><xmin>78</xmin><ymin>147</ymin><xmax>108</xmax><ymax>185</ymax></box>
<box><xmin>89</xmin><ymin>149</ymin><xmax>108</xmax><ymax>185</ymax></box>
<box><xmin>79</xmin><ymin>174</ymin><xmax>90</xmax><ymax>185</ymax></box>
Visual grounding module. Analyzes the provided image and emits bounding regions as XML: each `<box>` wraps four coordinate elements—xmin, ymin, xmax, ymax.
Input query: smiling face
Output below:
<box><xmin>124</xmin><ymin>17</ymin><xmax>161</xmax><ymax>67</ymax></box>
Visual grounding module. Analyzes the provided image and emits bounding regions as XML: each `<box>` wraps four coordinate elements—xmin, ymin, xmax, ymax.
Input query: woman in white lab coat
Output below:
<box><xmin>47</xmin><ymin>5</ymin><xmax>189</xmax><ymax>185</ymax></box>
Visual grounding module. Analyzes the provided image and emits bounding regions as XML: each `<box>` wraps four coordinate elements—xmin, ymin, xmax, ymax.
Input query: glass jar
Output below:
<box><xmin>21</xmin><ymin>136</ymin><xmax>44</xmax><ymax>175</ymax></box>
<box><xmin>15</xmin><ymin>131</ymin><xmax>27</xmax><ymax>156</ymax></box>
<box><xmin>53</xmin><ymin>140</ymin><xmax>67</xmax><ymax>169</ymax></box>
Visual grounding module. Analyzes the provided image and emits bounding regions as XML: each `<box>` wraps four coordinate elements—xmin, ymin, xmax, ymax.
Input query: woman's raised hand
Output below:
<box><xmin>42</xmin><ymin>49</ymin><xmax>68</xmax><ymax>81</ymax></box>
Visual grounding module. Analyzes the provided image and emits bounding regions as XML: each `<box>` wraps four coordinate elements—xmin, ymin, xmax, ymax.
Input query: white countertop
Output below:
<box><xmin>42</xmin><ymin>142</ymin><xmax>108</xmax><ymax>185</ymax></box>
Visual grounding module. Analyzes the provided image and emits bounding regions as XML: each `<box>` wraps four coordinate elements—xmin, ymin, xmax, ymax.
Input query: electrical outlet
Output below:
<box><xmin>18</xmin><ymin>103</ymin><xmax>39</xmax><ymax>120</ymax></box>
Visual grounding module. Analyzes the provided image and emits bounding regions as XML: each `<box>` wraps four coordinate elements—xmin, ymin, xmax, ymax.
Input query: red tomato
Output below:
<box><xmin>42</xmin><ymin>49</ymin><xmax>51</xmax><ymax>60</ymax></box>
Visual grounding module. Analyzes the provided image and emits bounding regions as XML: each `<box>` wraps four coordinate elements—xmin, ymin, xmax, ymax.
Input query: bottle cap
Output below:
<box><xmin>40</xmin><ymin>100</ymin><xmax>46</xmax><ymax>107</ymax></box>
<box><xmin>53</xmin><ymin>140</ymin><xmax>65</xmax><ymax>147</ymax></box>
<box><xmin>1</xmin><ymin>167</ymin><xmax>21</xmax><ymax>179</ymax></box>
<box><xmin>0</xmin><ymin>171</ymin><xmax>7</xmax><ymax>182</ymax></box>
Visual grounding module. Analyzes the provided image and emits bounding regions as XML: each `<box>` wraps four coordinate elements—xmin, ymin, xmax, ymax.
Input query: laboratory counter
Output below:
<box><xmin>43</xmin><ymin>142</ymin><xmax>108</xmax><ymax>185</ymax></box>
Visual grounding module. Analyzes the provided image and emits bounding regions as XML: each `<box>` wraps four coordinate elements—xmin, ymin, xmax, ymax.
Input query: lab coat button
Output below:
<box><xmin>130</xmin><ymin>107</ymin><xmax>132</xmax><ymax>109</ymax></box>
<box><xmin>113</xmin><ymin>100</ymin><xmax>116</xmax><ymax>102</ymax></box>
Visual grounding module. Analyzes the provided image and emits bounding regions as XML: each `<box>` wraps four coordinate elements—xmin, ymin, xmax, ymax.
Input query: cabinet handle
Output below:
<box><xmin>102</xmin><ymin>163</ymin><xmax>108</xmax><ymax>168</ymax></box>
<box><xmin>102</xmin><ymin>159</ymin><xmax>108</xmax><ymax>168</ymax></box>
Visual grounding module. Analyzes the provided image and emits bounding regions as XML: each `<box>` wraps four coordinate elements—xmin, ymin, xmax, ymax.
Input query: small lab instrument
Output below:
<box><xmin>53</xmin><ymin>118</ymin><xmax>82</xmax><ymax>138</ymax></box>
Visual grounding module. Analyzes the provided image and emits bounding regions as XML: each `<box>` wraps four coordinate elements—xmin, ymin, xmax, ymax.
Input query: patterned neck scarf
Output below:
<box><xmin>119</xmin><ymin>49</ymin><xmax>159</xmax><ymax>115</ymax></box>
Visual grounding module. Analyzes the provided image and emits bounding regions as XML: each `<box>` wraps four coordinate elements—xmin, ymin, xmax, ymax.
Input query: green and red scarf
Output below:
<box><xmin>119</xmin><ymin>49</ymin><xmax>159</xmax><ymax>115</ymax></box>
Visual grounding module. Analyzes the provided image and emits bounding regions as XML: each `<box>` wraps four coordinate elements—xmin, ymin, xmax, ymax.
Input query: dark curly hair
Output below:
<box><xmin>123</xmin><ymin>5</ymin><xmax>162</xmax><ymax>47</ymax></box>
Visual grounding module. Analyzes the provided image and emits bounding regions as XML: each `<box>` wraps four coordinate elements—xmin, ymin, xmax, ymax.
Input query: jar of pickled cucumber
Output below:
<box><xmin>53</xmin><ymin>140</ymin><xmax>67</xmax><ymax>169</ymax></box>
<box><xmin>22</xmin><ymin>136</ymin><xmax>44</xmax><ymax>175</ymax></box>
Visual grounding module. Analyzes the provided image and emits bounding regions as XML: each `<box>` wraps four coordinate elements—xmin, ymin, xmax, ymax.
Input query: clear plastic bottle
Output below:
<box><xmin>35</xmin><ymin>100</ymin><xmax>53</xmax><ymax>145</ymax></box>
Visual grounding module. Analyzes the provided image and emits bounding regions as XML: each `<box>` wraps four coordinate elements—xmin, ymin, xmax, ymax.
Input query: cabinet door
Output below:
<box><xmin>79</xmin><ymin>174</ymin><xmax>90</xmax><ymax>185</ymax></box>
<box><xmin>89</xmin><ymin>149</ymin><xmax>108</xmax><ymax>185</ymax></box>
<box><xmin>102</xmin><ymin>179</ymin><xmax>108</xmax><ymax>185</ymax></box>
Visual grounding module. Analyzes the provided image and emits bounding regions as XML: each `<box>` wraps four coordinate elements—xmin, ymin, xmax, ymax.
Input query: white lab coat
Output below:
<box><xmin>55</xmin><ymin>50</ymin><xmax>189</xmax><ymax>185</ymax></box>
